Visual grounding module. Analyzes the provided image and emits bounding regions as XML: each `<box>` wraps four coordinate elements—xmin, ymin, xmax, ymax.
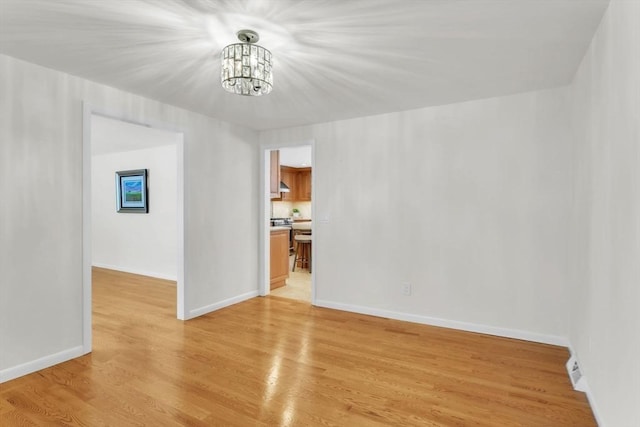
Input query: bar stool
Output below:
<box><xmin>292</xmin><ymin>221</ymin><xmax>311</xmax><ymax>235</ymax></box>
<box><xmin>292</xmin><ymin>234</ymin><xmax>312</xmax><ymax>273</ymax></box>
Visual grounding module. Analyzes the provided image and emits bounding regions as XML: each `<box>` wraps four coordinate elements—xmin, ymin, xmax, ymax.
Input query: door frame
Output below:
<box><xmin>81</xmin><ymin>103</ymin><xmax>187</xmax><ymax>354</ymax></box>
<box><xmin>259</xmin><ymin>140</ymin><xmax>316</xmax><ymax>304</ymax></box>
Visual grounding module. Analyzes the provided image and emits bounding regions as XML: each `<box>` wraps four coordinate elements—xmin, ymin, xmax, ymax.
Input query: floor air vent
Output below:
<box><xmin>566</xmin><ymin>355</ymin><xmax>587</xmax><ymax>392</ymax></box>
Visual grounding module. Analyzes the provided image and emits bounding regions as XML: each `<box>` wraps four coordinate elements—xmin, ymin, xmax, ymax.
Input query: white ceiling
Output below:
<box><xmin>91</xmin><ymin>115</ymin><xmax>182</xmax><ymax>156</ymax></box>
<box><xmin>279</xmin><ymin>146</ymin><xmax>312</xmax><ymax>168</ymax></box>
<box><xmin>0</xmin><ymin>0</ymin><xmax>609</xmax><ymax>131</ymax></box>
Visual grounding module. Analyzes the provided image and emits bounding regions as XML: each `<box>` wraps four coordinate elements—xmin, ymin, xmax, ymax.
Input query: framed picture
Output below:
<box><xmin>116</xmin><ymin>169</ymin><xmax>148</xmax><ymax>213</ymax></box>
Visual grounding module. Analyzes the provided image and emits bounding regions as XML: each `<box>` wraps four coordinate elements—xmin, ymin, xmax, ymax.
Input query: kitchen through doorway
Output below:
<box><xmin>266</xmin><ymin>145</ymin><xmax>314</xmax><ymax>303</ymax></box>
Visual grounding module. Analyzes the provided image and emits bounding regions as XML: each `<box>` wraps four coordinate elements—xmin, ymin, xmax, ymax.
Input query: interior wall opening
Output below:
<box><xmin>264</xmin><ymin>144</ymin><xmax>314</xmax><ymax>303</ymax></box>
<box><xmin>83</xmin><ymin>110</ymin><xmax>186</xmax><ymax>353</ymax></box>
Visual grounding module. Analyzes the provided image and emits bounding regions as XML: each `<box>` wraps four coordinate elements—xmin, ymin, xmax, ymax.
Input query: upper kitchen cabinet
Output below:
<box><xmin>280</xmin><ymin>166</ymin><xmax>296</xmax><ymax>201</ymax></box>
<box><xmin>270</xmin><ymin>150</ymin><xmax>281</xmax><ymax>199</ymax></box>
<box><xmin>296</xmin><ymin>167</ymin><xmax>312</xmax><ymax>201</ymax></box>
<box><xmin>274</xmin><ymin>166</ymin><xmax>312</xmax><ymax>201</ymax></box>
<box><xmin>275</xmin><ymin>145</ymin><xmax>312</xmax><ymax>201</ymax></box>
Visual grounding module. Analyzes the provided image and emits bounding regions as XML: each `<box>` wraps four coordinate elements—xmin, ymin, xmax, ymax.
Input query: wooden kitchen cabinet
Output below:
<box><xmin>280</xmin><ymin>166</ymin><xmax>296</xmax><ymax>201</ymax></box>
<box><xmin>270</xmin><ymin>228</ymin><xmax>290</xmax><ymax>290</ymax></box>
<box><xmin>270</xmin><ymin>150</ymin><xmax>281</xmax><ymax>199</ymax></box>
<box><xmin>275</xmin><ymin>166</ymin><xmax>311</xmax><ymax>201</ymax></box>
<box><xmin>296</xmin><ymin>167</ymin><xmax>312</xmax><ymax>201</ymax></box>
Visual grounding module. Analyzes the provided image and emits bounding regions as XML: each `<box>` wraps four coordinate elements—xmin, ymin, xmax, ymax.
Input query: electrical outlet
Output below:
<box><xmin>402</xmin><ymin>283</ymin><xmax>411</xmax><ymax>296</ymax></box>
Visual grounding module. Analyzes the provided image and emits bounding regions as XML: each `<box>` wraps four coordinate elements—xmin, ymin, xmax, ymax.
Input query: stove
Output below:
<box><xmin>270</xmin><ymin>217</ymin><xmax>293</xmax><ymax>227</ymax></box>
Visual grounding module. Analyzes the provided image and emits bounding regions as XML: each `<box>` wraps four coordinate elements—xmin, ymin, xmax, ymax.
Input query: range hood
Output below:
<box><xmin>279</xmin><ymin>181</ymin><xmax>290</xmax><ymax>192</ymax></box>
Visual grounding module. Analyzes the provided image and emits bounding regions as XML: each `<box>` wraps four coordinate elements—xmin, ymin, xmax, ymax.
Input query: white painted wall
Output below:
<box><xmin>568</xmin><ymin>0</ymin><xmax>640</xmax><ymax>425</ymax></box>
<box><xmin>261</xmin><ymin>87</ymin><xmax>573</xmax><ymax>343</ymax></box>
<box><xmin>92</xmin><ymin>144</ymin><xmax>178</xmax><ymax>280</ymax></box>
<box><xmin>0</xmin><ymin>54</ymin><xmax>259</xmax><ymax>379</ymax></box>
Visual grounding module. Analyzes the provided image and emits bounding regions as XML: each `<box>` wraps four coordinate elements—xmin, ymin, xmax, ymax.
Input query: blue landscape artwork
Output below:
<box><xmin>116</xmin><ymin>169</ymin><xmax>148</xmax><ymax>212</ymax></box>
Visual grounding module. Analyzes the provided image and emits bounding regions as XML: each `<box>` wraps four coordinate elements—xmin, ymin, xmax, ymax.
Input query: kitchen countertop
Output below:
<box><xmin>270</xmin><ymin>226</ymin><xmax>291</xmax><ymax>232</ymax></box>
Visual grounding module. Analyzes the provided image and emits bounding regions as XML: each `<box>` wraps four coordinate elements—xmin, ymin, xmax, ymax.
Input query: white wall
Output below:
<box><xmin>261</xmin><ymin>87</ymin><xmax>573</xmax><ymax>343</ymax></box>
<box><xmin>92</xmin><ymin>144</ymin><xmax>178</xmax><ymax>280</ymax></box>
<box><xmin>0</xmin><ymin>54</ymin><xmax>259</xmax><ymax>379</ymax></box>
<box><xmin>568</xmin><ymin>0</ymin><xmax>640</xmax><ymax>425</ymax></box>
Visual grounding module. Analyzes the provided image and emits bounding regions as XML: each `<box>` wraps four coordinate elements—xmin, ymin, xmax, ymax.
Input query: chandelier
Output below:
<box><xmin>221</xmin><ymin>29</ymin><xmax>273</xmax><ymax>96</ymax></box>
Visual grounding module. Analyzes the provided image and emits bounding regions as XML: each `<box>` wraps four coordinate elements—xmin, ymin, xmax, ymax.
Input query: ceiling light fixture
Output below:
<box><xmin>221</xmin><ymin>29</ymin><xmax>273</xmax><ymax>96</ymax></box>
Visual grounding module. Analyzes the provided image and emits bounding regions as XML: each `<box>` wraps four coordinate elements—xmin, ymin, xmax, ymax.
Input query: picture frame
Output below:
<box><xmin>115</xmin><ymin>169</ymin><xmax>148</xmax><ymax>213</ymax></box>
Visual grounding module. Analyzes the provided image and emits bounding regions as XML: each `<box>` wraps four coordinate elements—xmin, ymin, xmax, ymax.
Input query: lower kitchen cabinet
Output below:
<box><xmin>270</xmin><ymin>228</ymin><xmax>290</xmax><ymax>290</ymax></box>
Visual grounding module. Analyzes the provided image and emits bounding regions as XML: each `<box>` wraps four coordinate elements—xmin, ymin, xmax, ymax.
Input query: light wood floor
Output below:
<box><xmin>270</xmin><ymin>255</ymin><xmax>311</xmax><ymax>302</ymax></box>
<box><xmin>0</xmin><ymin>268</ymin><xmax>596</xmax><ymax>426</ymax></box>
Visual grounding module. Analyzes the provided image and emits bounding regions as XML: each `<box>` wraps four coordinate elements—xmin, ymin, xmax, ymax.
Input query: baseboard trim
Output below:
<box><xmin>583</xmin><ymin>380</ymin><xmax>604</xmax><ymax>426</ymax></box>
<box><xmin>314</xmin><ymin>299</ymin><xmax>570</xmax><ymax>347</ymax></box>
<box><xmin>0</xmin><ymin>345</ymin><xmax>85</xmax><ymax>383</ymax></box>
<box><xmin>568</xmin><ymin>346</ymin><xmax>604</xmax><ymax>426</ymax></box>
<box><xmin>187</xmin><ymin>290</ymin><xmax>259</xmax><ymax>320</ymax></box>
<box><xmin>92</xmin><ymin>263</ymin><xmax>177</xmax><ymax>282</ymax></box>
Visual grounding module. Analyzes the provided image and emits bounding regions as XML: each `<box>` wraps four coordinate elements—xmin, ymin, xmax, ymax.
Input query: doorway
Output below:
<box><xmin>82</xmin><ymin>107</ymin><xmax>186</xmax><ymax>353</ymax></box>
<box><xmin>261</xmin><ymin>143</ymin><xmax>315</xmax><ymax>304</ymax></box>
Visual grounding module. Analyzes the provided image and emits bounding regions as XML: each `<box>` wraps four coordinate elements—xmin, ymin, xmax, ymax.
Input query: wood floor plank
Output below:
<box><xmin>0</xmin><ymin>267</ymin><xmax>596</xmax><ymax>426</ymax></box>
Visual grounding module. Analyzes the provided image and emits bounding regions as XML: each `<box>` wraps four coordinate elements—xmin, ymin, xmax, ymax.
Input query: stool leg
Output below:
<box><xmin>308</xmin><ymin>241</ymin><xmax>312</xmax><ymax>273</ymax></box>
<box><xmin>301</xmin><ymin>243</ymin><xmax>306</xmax><ymax>270</ymax></box>
<box><xmin>292</xmin><ymin>240</ymin><xmax>299</xmax><ymax>272</ymax></box>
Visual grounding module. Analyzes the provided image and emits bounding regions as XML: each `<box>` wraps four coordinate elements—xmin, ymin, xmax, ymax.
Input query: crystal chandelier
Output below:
<box><xmin>221</xmin><ymin>29</ymin><xmax>273</xmax><ymax>96</ymax></box>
